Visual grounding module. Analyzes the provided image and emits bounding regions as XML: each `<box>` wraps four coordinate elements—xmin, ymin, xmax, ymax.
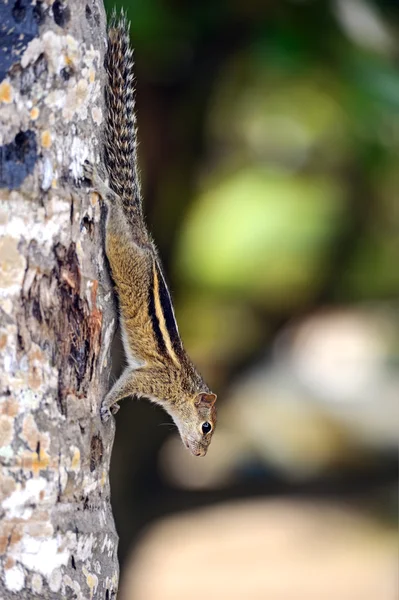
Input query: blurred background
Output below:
<box><xmin>103</xmin><ymin>0</ymin><xmax>398</xmax><ymax>598</ymax></box>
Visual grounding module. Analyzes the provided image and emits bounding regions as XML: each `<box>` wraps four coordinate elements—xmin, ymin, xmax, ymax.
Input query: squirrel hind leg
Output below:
<box><xmin>83</xmin><ymin>161</ymin><xmax>120</xmax><ymax>204</ymax></box>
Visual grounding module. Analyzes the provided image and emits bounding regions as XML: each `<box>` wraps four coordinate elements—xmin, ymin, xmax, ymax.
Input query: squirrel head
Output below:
<box><xmin>169</xmin><ymin>392</ymin><xmax>217</xmax><ymax>457</ymax></box>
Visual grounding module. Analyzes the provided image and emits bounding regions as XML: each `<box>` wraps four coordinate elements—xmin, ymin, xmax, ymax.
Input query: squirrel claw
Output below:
<box><xmin>100</xmin><ymin>405</ymin><xmax>112</xmax><ymax>423</ymax></box>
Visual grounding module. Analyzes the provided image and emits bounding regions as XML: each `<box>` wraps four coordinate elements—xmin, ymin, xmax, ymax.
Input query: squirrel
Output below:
<box><xmin>84</xmin><ymin>11</ymin><xmax>217</xmax><ymax>457</ymax></box>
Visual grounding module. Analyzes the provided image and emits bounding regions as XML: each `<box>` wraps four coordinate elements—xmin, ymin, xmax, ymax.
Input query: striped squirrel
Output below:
<box><xmin>84</xmin><ymin>12</ymin><xmax>217</xmax><ymax>457</ymax></box>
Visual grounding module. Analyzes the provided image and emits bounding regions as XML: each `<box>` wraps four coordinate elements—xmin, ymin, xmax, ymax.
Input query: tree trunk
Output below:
<box><xmin>0</xmin><ymin>0</ymin><xmax>119</xmax><ymax>597</ymax></box>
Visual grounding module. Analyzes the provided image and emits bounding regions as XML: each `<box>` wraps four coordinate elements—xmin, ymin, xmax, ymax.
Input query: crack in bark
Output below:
<box><xmin>17</xmin><ymin>241</ymin><xmax>103</xmax><ymax>415</ymax></box>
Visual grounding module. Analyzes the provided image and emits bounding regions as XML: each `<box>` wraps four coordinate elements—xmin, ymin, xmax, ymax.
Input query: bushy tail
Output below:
<box><xmin>104</xmin><ymin>11</ymin><xmax>143</xmax><ymax>223</ymax></box>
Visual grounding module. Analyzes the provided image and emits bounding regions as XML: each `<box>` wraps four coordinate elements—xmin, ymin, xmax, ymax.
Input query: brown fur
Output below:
<box><xmin>86</xmin><ymin>12</ymin><xmax>217</xmax><ymax>456</ymax></box>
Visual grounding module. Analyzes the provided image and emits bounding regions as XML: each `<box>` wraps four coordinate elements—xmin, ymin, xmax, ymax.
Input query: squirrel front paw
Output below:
<box><xmin>100</xmin><ymin>404</ymin><xmax>111</xmax><ymax>423</ymax></box>
<box><xmin>100</xmin><ymin>401</ymin><xmax>120</xmax><ymax>422</ymax></box>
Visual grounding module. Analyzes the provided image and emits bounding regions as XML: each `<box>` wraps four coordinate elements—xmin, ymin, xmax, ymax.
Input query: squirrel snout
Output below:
<box><xmin>192</xmin><ymin>448</ymin><xmax>206</xmax><ymax>457</ymax></box>
<box><xmin>185</xmin><ymin>440</ymin><xmax>206</xmax><ymax>457</ymax></box>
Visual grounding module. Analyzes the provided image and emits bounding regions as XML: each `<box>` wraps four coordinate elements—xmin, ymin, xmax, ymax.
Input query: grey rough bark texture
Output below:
<box><xmin>0</xmin><ymin>0</ymin><xmax>119</xmax><ymax>597</ymax></box>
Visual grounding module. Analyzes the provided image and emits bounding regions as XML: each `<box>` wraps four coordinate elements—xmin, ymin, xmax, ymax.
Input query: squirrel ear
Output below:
<box><xmin>195</xmin><ymin>392</ymin><xmax>217</xmax><ymax>408</ymax></box>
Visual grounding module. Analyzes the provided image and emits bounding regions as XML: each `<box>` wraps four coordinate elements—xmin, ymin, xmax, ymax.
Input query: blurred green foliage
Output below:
<box><xmin>177</xmin><ymin>169</ymin><xmax>346</xmax><ymax>306</ymax></box>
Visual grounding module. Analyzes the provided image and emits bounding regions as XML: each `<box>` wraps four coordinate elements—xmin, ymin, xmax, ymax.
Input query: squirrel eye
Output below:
<box><xmin>202</xmin><ymin>421</ymin><xmax>212</xmax><ymax>435</ymax></box>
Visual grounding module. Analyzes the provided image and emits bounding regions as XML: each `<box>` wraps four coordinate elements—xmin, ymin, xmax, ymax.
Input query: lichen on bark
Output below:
<box><xmin>0</xmin><ymin>0</ymin><xmax>119</xmax><ymax>597</ymax></box>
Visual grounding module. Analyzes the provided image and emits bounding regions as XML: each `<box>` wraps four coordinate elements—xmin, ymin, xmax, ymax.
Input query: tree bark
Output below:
<box><xmin>0</xmin><ymin>0</ymin><xmax>119</xmax><ymax>597</ymax></box>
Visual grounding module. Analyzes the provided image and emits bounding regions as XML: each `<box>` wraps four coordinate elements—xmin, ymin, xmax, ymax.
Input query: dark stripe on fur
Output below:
<box><xmin>155</xmin><ymin>261</ymin><xmax>182</xmax><ymax>355</ymax></box>
<box><xmin>148</xmin><ymin>263</ymin><xmax>168</xmax><ymax>358</ymax></box>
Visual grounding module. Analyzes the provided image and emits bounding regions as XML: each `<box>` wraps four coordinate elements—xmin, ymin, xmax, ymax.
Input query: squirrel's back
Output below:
<box><xmin>104</xmin><ymin>13</ymin><xmax>144</xmax><ymax>230</ymax></box>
